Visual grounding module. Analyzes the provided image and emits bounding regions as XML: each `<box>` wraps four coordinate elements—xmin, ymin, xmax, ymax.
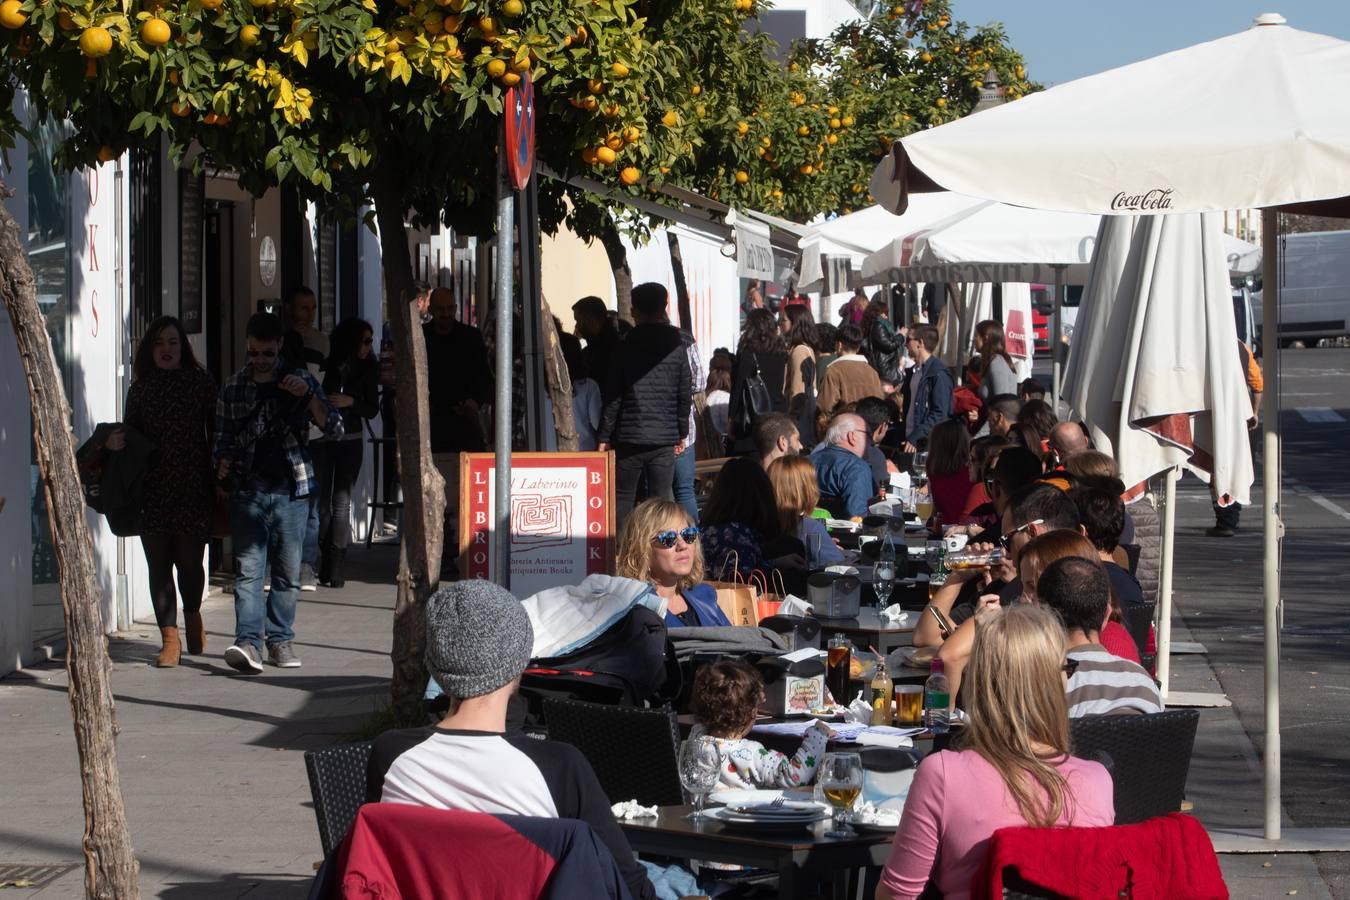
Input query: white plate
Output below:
<box><xmin>708</xmin><ymin>789</ymin><xmax>784</xmax><ymax>807</ymax></box>
<box><xmin>705</xmin><ymin>807</ymin><xmax>829</xmax><ymax>829</ymax></box>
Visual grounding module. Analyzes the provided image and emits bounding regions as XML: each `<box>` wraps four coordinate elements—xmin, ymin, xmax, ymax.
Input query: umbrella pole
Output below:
<box><xmin>1155</xmin><ymin>466</ymin><xmax>1179</xmax><ymax>699</ymax></box>
<box><xmin>1260</xmin><ymin>211</ymin><xmax>1282</xmax><ymax>841</ymax></box>
<box><xmin>1051</xmin><ymin>265</ymin><xmax>1064</xmax><ymax>411</ymax></box>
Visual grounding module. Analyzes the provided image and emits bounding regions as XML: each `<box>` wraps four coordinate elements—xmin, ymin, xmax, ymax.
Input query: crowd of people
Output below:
<box><xmin>106</xmin><ymin>280</ymin><xmax>1213</xmax><ymax>898</ymax></box>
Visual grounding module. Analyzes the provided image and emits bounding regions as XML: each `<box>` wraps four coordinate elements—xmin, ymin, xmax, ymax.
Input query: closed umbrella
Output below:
<box><xmin>868</xmin><ymin>13</ymin><xmax>1350</xmax><ymax>843</ymax></box>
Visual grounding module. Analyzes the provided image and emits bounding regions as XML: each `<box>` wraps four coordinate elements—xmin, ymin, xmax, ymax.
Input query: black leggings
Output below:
<box><xmin>318</xmin><ymin>439</ymin><xmax>365</xmax><ymax>551</ymax></box>
<box><xmin>141</xmin><ymin>533</ymin><xmax>207</xmax><ymax>628</ymax></box>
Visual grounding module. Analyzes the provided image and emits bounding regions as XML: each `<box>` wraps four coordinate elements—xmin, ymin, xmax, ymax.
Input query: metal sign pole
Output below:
<box><xmin>493</xmin><ymin>129</ymin><xmax>514</xmax><ymax>589</ymax></box>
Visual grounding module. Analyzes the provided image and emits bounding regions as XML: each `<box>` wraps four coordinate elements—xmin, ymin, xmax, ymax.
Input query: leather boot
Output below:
<box><xmin>184</xmin><ymin>610</ymin><xmax>206</xmax><ymax>655</ymax></box>
<box><xmin>327</xmin><ymin>548</ymin><xmax>346</xmax><ymax>589</ymax></box>
<box><xmin>318</xmin><ymin>546</ymin><xmax>333</xmax><ymax>587</ymax></box>
<box><xmin>156</xmin><ymin>627</ymin><xmax>181</xmax><ymax>668</ymax></box>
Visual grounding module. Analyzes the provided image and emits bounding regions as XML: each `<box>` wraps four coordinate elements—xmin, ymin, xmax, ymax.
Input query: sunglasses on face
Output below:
<box><xmin>653</xmin><ymin>527</ymin><xmax>700</xmax><ymax>549</ymax></box>
<box><xmin>999</xmin><ymin>518</ymin><xmax>1045</xmax><ymax>550</ymax></box>
<box><xmin>1061</xmin><ymin>658</ymin><xmax>1080</xmax><ymax>677</ymax></box>
<box><xmin>246</xmin><ymin>349</ymin><xmax>278</xmax><ymax>359</ymax></box>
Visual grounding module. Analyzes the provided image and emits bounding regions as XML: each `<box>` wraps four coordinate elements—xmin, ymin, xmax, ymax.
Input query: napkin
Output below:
<box><xmin>847</xmin><ymin>690</ymin><xmax>873</xmax><ymax>725</ymax></box>
<box><xmin>777</xmin><ymin>594</ymin><xmax>813</xmax><ymax>617</ymax></box>
<box><xmin>879</xmin><ymin>605</ymin><xmax>913</xmax><ymax>627</ymax></box>
<box><xmin>611</xmin><ymin>799</ymin><xmax>658</xmax><ymax>820</ymax></box>
<box><xmin>854</xmin><ymin>729</ymin><xmax>915</xmax><ymax>749</ymax></box>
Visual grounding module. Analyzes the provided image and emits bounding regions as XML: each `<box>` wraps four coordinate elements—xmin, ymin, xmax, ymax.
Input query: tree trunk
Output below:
<box><xmin>667</xmin><ymin>231</ymin><xmax>693</xmax><ymax>334</ymax></box>
<box><xmin>540</xmin><ymin>296</ymin><xmax>578</xmax><ymax>451</ymax></box>
<box><xmin>0</xmin><ymin>187</ymin><xmax>139</xmax><ymax>899</ymax></box>
<box><xmin>598</xmin><ymin>220</ymin><xmax>632</xmax><ymax>324</ymax></box>
<box><xmin>372</xmin><ymin>182</ymin><xmax>445</xmax><ymax>724</ymax></box>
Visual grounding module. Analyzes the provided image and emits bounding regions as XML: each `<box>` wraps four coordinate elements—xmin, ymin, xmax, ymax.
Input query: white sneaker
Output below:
<box><xmin>300</xmin><ymin>565</ymin><xmax>318</xmax><ymax>592</ymax></box>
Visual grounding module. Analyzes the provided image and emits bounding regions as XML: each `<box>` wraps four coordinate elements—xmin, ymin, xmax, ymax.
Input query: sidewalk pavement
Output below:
<box><xmin>0</xmin><ymin>530</ymin><xmax>1345</xmax><ymax>897</ymax></box>
<box><xmin>0</xmin><ymin>547</ymin><xmax>400</xmax><ymax>899</ymax></box>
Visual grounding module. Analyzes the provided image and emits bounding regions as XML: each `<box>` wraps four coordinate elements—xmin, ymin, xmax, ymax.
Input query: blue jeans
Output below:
<box><xmin>673</xmin><ymin>445</ymin><xmax>698</xmax><ymax>523</ymax></box>
<box><xmin>231</xmin><ymin>488</ymin><xmax>308</xmax><ymax>649</ymax></box>
<box><xmin>303</xmin><ymin>442</ymin><xmax>329</xmax><ymax>572</ymax></box>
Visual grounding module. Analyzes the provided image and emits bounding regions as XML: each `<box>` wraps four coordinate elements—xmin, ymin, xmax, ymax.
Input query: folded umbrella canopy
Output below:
<box><xmin>866</xmin><ymin>13</ymin><xmax>1350</xmax><ymax>845</ymax></box>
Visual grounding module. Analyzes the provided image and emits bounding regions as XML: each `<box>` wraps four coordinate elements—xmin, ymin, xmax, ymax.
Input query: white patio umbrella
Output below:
<box><xmin>868</xmin><ymin>13</ymin><xmax>1350</xmax><ymax>845</ymax></box>
<box><xmin>797</xmin><ymin>195</ymin><xmax>985</xmax><ymax>293</ymax></box>
<box><xmin>1064</xmin><ymin>212</ymin><xmax>1256</xmax><ymax>701</ymax></box>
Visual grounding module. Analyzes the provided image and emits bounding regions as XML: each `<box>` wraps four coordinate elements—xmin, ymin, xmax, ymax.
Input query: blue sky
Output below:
<box><xmin>949</xmin><ymin>1</ymin><xmax>1350</xmax><ymax>85</ymax></box>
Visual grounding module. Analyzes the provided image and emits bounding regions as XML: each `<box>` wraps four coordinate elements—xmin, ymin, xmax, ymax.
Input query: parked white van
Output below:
<box><xmin>1251</xmin><ymin>230</ymin><xmax>1350</xmax><ymax>347</ymax></box>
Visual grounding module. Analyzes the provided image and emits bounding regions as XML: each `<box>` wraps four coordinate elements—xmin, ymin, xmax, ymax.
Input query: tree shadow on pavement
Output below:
<box><xmin>158</xmin><ymin>873</ymin><xmax>314</xmax><ymax>900</ymax></box>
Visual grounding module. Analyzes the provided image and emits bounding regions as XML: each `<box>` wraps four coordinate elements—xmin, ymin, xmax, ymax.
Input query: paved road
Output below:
<box><xmin>1169</xmin><ymin>347</ymin><xmax>1350</xmax><ymax>894</ymax></box>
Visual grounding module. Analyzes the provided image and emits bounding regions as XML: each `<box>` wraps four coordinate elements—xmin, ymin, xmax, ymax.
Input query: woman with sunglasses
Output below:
<box><xmin>616</xmin><ymin>499</ymin><xmax>730</xmax><ymax>628</ymax></box>
<box><xmin>107</xmin><ymin>316</ymin><xmax>218</xmax><ymax>666</ymax></box>
<box><xmin>316</xmin><ymin>317</ymin><xmax>379</xmax><ymax>588</ymax></box>
<box><xmin>876</xmin><ymin>605</ymin><xmax>1114</xmax><ymax>900</ymax></box>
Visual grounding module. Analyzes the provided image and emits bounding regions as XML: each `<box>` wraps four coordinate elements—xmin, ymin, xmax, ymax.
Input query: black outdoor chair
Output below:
<box><xmin>543</xmin><ymin>698</ymin><xmax>685</xmax><ymax>807</ymax></box>
<box><xmin>303</xmin><ymin>740</ymin><xmax>374</xmax><ymax>857</ymax></box>
<box><xmin>1120</xmin><ymin>602</ymin><xmax>1156</xmax><ymax>665</ymax></box>
<box><xmin>1070</xmin><ymin>708</ymin><xmax>1199</xmax><ymax>825</ymax></box>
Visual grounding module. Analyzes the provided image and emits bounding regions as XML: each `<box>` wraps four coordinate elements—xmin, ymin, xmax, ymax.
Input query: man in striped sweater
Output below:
<box><xmin>1038</xmin><ymin>557</ymin><xmax>1163</xmax><ymax>718</ymax></box>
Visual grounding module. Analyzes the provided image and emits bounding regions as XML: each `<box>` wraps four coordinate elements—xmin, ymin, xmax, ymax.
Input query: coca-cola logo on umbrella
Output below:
<box><xmin>1110</xmin><ymin>188</ymin><xmax>1175</xmax><ymax>211</ymax></box>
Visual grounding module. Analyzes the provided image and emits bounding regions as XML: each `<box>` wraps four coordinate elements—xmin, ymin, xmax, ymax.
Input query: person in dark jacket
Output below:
<box><xmin>572</xmin><ymin>295</ymin><xmax>621</xmax><ymax>385</ymax></box>
<box><xmin>727</xmin><ymin>307</ymin><xmax>788</xmax><ymax>454</ymax></box>
<box><xmin>861</xmin><ymin>297</ymin><xmax>902</xmax><ymax>387</ymax></box>
<box><xmin>901</xmin><ymin>324</ymin><xmax>955</xmax><ymax>452</ymax></box>
<box><xmin>317</xmin><ymin>318</ymin><xmax>380</xmax><ymax>588</ymax></box>
<box><xmin>107</xmin><ymin>315</ymin><xmax>217</xmax><ymax>667</ymax></box>
<box><xmin>424</xmin><ymin>287</ymin><xmax>492</xmax><ymax>568</ymax></box>
<box><xmin>597</xmin><ymin>283</ymin><xmax>691</xmax><ymax>525</ymax></box>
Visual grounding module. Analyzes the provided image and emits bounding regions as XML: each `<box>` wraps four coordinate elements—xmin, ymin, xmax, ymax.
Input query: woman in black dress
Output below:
<box><xmin>727</xmin><ymin>308</ymin><xmax>788</xmax><ymax>454</ymax></box>
<box><xmin>111</xmin><ymin>316</ymin><xmax>217</xmax><ymax>667</ymax></box>
<box><xmin>317</xmin><ymin>318</ymin><xmax>379</xmax><ymax>587</ymax></box>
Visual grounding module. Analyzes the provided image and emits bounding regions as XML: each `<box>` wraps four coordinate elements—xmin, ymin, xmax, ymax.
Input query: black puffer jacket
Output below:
<box><xmin>597</xmin><ymin>322</ymin><xmax>691</xmax><ymax>446</ymax></box>
<box><xmin>866</xmin><ymin>317</ymin><xmax>902</xmax><ymax>386</ymax></box>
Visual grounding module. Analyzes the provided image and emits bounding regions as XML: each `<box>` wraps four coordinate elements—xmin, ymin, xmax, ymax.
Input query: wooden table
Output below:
<box><xmin>813</xmin><ymin>607</ymin><xmax>917</xmax><ymax>656</ymax></box>
<box><xmin>621</xmin><ymin>804</ymin><xmax>894</xmax><ymax>900</ymax></box>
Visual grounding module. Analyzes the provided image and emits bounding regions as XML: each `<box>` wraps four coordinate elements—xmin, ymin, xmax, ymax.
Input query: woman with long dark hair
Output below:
<box><xmin>111</xmin><ymin>316</ymin><xmax>217</xmax><ymax>667</ymax></box>
<box><xmin>727</xmin><ymin>307</ymin><xmax>788</xmax><ymax>453</ymax></box>
<box><xmin>972</xmin><ymin>319</ymin><xmax>1019</xmax><ymax>401</ymax></box>
<box><xmin>700</xmin><ymin>457</ymin><xmax>804</xmax><ymax>580</ymax></box>
<box><xmin>860</xmin><ymin>296</ymin><xmax>901</xmax><ymax>387</ymax></box>
<box><xmin>317</xmin><ymin>317</ymin><xmax>380</xmax><ymax>588</ymax></box>
<box><xmin>782</xmin><ymin>304</ymin><xmax>817</xmax><ymax>435</ymax></box>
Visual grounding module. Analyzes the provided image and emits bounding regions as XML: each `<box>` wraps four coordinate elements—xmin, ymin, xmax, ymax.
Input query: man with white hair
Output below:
<box><xmin>810</xmin><ymin>412</ymin><xmax>875</xmax><ymax>519</ymax></box>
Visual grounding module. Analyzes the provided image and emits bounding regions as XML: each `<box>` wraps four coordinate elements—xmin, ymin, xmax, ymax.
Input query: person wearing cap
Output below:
<box><xmin>365</xmin><ymin>581</ymin><xmax>656</xmax><ymax>900</ymax></box>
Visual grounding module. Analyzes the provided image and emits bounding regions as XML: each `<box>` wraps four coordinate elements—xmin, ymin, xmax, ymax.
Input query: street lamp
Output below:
<box><xmin>973</xmin><ymin>68</ymin><xmax>1005</xmax><ymax>113</ymax></box>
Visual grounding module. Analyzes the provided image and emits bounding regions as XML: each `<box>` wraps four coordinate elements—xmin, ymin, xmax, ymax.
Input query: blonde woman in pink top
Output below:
<box><xmin>876</xmin><ymin>605</ymin><xmax>1115</xmax><ymax>900</ymax></box>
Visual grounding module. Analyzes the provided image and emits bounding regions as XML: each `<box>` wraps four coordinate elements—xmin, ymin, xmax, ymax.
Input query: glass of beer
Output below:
<box><xmin>895</xmin><ymin>684</ymin><xmax>924</xmax><ymax>726</ymax></box>
<box><xmin>826</xmin><ymin>636</ymin><xmax>852</xmax><ymax>706</ymax></box>
<box><xmin>819</xmin><ymin>752</ymin><xmax>864</xmax><ymax>838</ymax></box>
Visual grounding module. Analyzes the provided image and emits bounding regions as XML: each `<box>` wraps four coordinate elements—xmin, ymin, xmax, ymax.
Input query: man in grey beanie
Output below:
<box><xmin>365</xmin><ymin>582</ymin><xmax>655</xmax><ymax>900</ymax></box>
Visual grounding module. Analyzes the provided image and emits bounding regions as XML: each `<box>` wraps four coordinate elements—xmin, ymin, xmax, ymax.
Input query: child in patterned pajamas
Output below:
<box><xmin>689</xmin><ymin>660</ymin><xmax>831</xmax><ymax>790</ymax></box>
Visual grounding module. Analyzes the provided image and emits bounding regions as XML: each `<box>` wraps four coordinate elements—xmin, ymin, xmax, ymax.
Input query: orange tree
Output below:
<box><xmin>790</xmin><ymin>0</ymin><xmax>1036</xmax><ymax>216</ymax></box>
<box><xmin>0</xmin><ymin>0</ymin><xmax>678</xmax><ymax>723</ymax></box>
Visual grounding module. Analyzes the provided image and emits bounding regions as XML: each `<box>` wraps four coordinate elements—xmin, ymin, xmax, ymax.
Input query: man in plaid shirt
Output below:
<box><xmin>214</xmin><ymin>312</ymin><xmax>341</xmax><ymax>675</ymax></box>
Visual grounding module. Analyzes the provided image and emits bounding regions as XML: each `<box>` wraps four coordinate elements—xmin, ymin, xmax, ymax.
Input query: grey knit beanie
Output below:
<box><xmin>424</xmin><ymin>581</ymin><xmax>533</xmax><ymax>700</ymax></box>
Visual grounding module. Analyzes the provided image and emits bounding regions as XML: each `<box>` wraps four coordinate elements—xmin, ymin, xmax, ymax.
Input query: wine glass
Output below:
<box><xmin>873</xmin><ymin>559</ymin><xmax>895</xmax><ymax>607</ymax></box>
<box><xmin>818</xmin><ymin>752</ymin><xmax>864</xmax><ymax>838</ymax></box>
<box><xmin>678</xmin><ymin>737</ymin><xmax>723</xmax><ymax>820</ymax></box>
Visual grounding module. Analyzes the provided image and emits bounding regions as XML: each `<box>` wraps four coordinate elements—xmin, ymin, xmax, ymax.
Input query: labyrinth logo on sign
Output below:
<box><xmin>1110</xmin><ymin>189</ymin><xmax>1174</xmax><ymax>211</ymax></box>
<box><xmin>459</xmin><ymin>452</ymin><xmax>615</xmax><ymax>596</ymax></box>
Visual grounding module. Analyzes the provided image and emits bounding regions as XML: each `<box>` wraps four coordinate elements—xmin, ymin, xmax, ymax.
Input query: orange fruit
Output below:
<box><xmin>97</xmin><ymin>145</ymin><xmax>117</xmax><ymax>162</ymax></box>
<box><xmin>736</xmin><ymin>121</ymin><xmax>748</xmax><ymax>135</ymax></box>
<box><xmin>172</xmin><ymin>100</ymin><xmax>191</xmax><ymax>117</ymax></box>
<box><xmin>510</xmin><ymin>55</ymin><xmax>530</xmax><ymax>72</ymax></box>
<box><xmin>611</xmin><ymin>61</ymin><xmax>629</xmax><ymax>78</ymax></box>
<box><xmin>829</xmin><ymin>117</ymin><xmax>841</xmax><ymax>129</ymax></box>
<box><xmin>827</xmin><ymin>134</ymin><xmax>838</xmax><ymax>145</ymax></box>
<box><xmin>485</xmin><ymin>58</ymin><xmax>507</xmax><ymax>78</ymax></box>
<box><xmin>622</xmin><ymin>126</ymin><xmax>640</xmax><ymax>143</ymax></box>
<box><xmin>79</xmin><ymin>26</ymin><xmax>113</xmax><ymax>57</ymax></box>
<box><xmin>841</xmin><ymin>115</ymin><xmax>854</xmax><ymax>127</ymax></box>
<box><xmin>595</xmin><ymin>146</ymin><xmax>616</xmax><ymax>165</ymax></box>
<box><xmin>201</xmin><ymin>0</ymin><xmax>223</xmax><ymax>9</ymax></box>
<box><xmin>477</xmin><ymin>15</ymin><xmax>496</xmax><ymax>34</ymax></box>
<box><xmin>799</xmin><ymin>164</ymin><xmax>813</xmax><ymax>175</ymax></box>
<box><xmin>661</xmin><ymin>109</ymin><xmax>678</xmax><ymax>127</ymax></box>
<box><xmin>580</xmin><ymin>95</ymin><xmax>599</xmax><ymax>112</ymax></box>
<box><xmin>581</xmin><ymin>147</ymin><xmax>598</xmax><ymax>165</ymax></box>
<box><xmin>935</xmin><ymin>97</ymin><xmax>946</xmax><ymax>108</ymax></box>
<box><xmin>587</xmin><ymin>78</ymin><xmax>604</xmax><ymax>95</ymax></box>
<box><xmin>602</xmin><ymin>102</ymin><xmax>621</xmax><ymax>118</ymax></box>
<box><xmin>0</xmin><ymin>0</ymin><xmax>26</xmax><ymax>28</ymax></box>
<box><xmin>57</xmin><ymin>9</ymin><xmax>77</xmax><ymax>29</ymax></box>
<box><xmin>734</xmin><ymin>170</ymin><xmax>748</xmax><ymax>184</ymax></box>
<box><xmin>141</xmin><ymin>18</ymin><xmax>171</xmax><ymax>47</ymax></box>
<box><xmin>604</xmin><ymin>133</ymin><xmax>623</xmax><ymax>151</ymax></box>
<box><xmin>501</xmin><ymin>0</ymin><xmax>523</xmax><ymax>16</ymax></box>
<box><xmin>797</xmin><ymin>125</ymin><xmax>809</xmax><ymax>136</ymax></box>
<box><xmin>501</xmin><ymin>71</ymin><xmax>521</xmax><ymax>87</ymax></box>
<box><xmin>239</xmin><ymin>24</ymin><xmax>259</xmax><ymax>45</ymax></box>
<box><xmin>620</xmin><ymin>166</ymin><xmax>640</xmax><ymax>185</ymax></box>
<box><xmin>690</xmin><ymin>84</ymin><xmax>701</xmax><ymax>96</ymax></box>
